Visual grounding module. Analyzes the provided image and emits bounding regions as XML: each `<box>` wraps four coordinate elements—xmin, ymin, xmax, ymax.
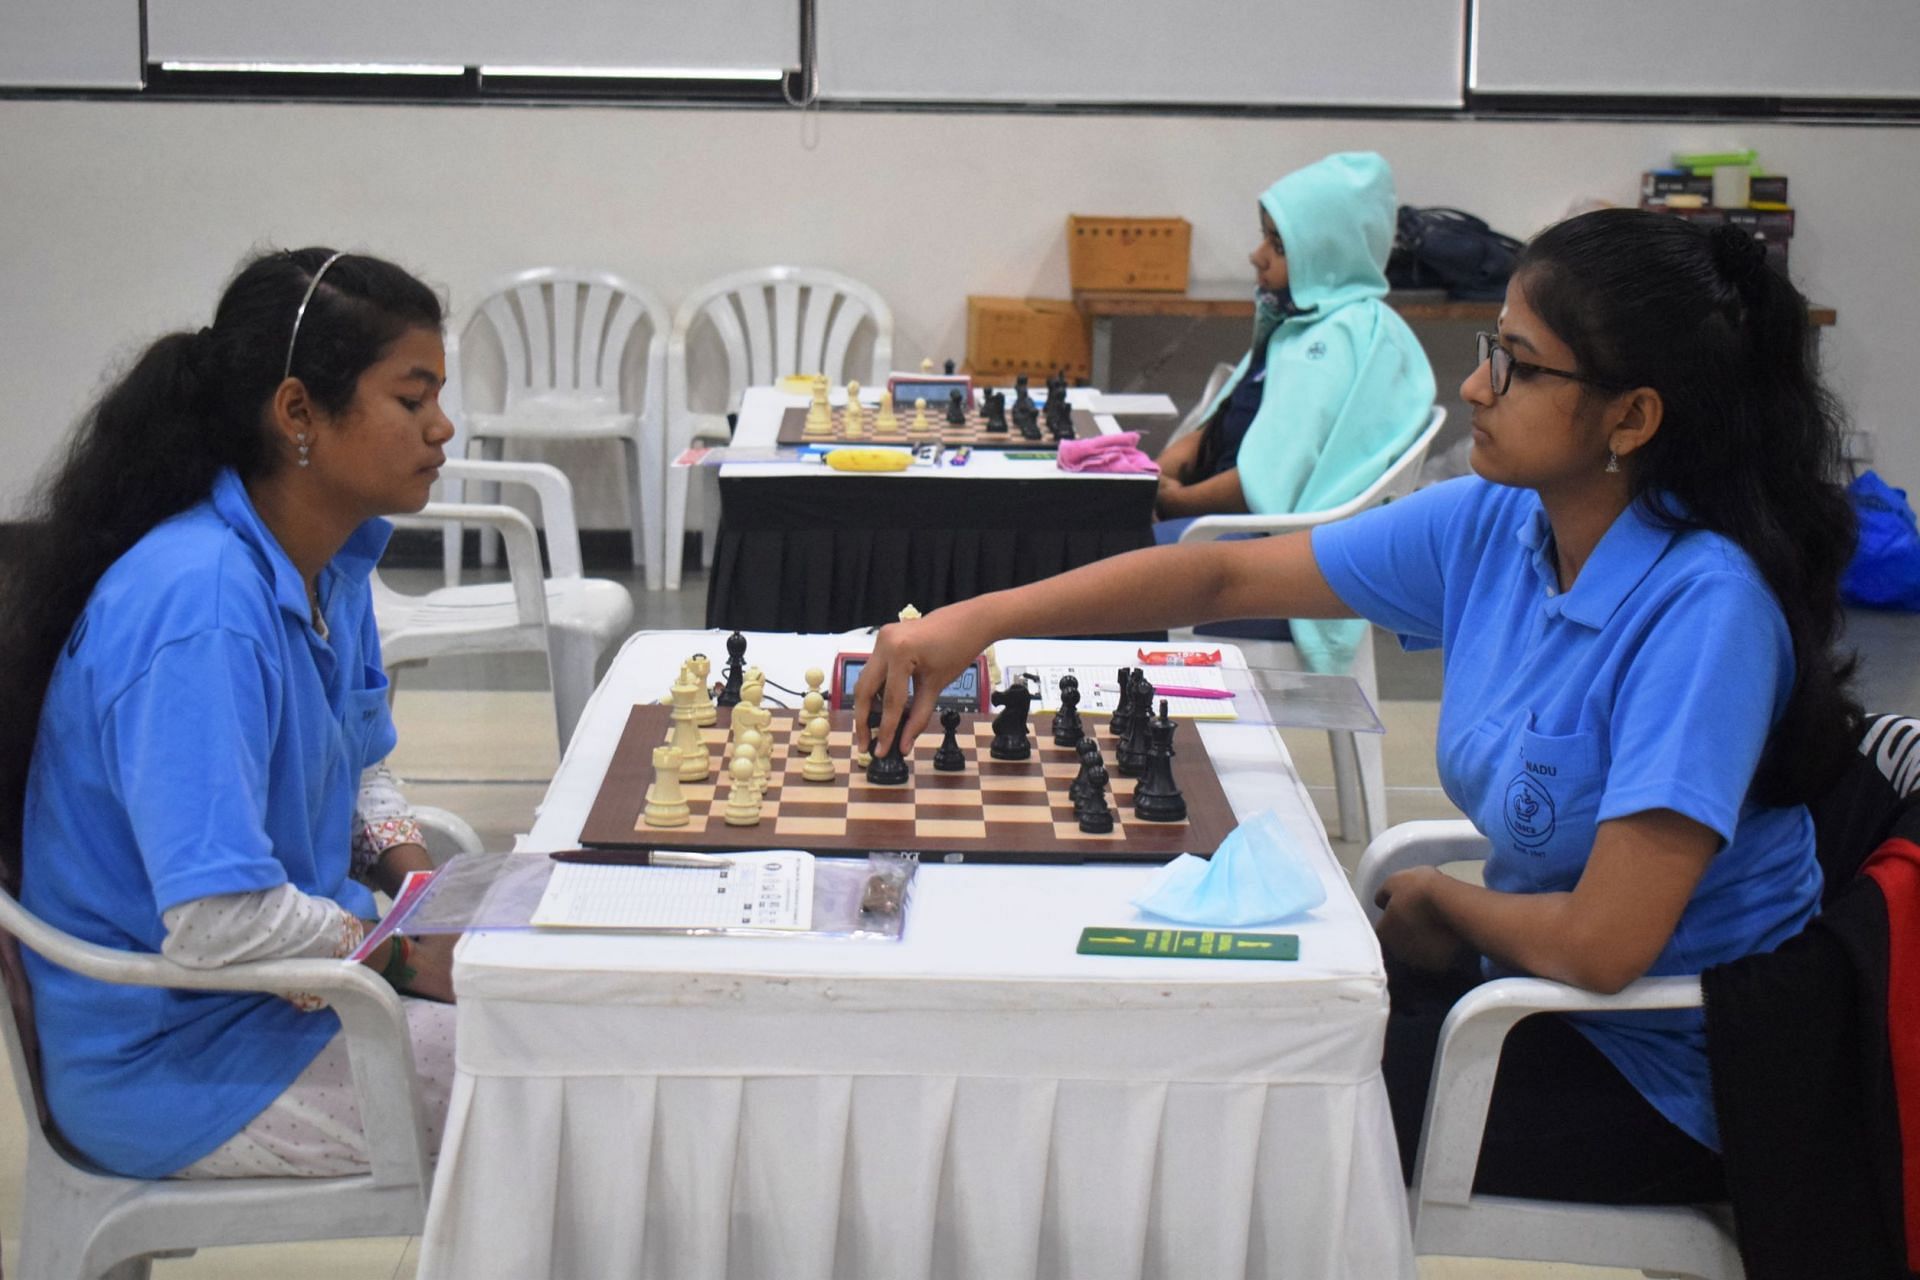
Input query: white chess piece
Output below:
<box><xmin>920</xmin><ymin>357</ymin><xmax>934</xmax><ymax>373</ymax></box>
<box><xmin>799</xmin><ymin>690</ymin><xmax>827</xmax><ymax>751</ymax></box>
<box><xmin>802</xmin><ymin>717</ymin><xmax>836</xmax><ymax>781</ymax></box>
<box><xmin>741</xmin><ymin>667</ymin><xmax>765</xmax><ymax>708</ymax></box>
<box><xmin>669</xmin><ymin>677</ymin><xmax>709</xmax><ymax>782</ymax></box>
<box><xmin>897</xmin><ymin>604</ymin><xmax>921</xmax><ymax>622</ymax></box>
<box><xmin>723</xmin><ymin>752</ymin><xmax>762</xmax><ymax>826</ymax></box>
<box><xmin>643</xmin><ymin>745</ymin><xmax>692</xmax><ymax>827</ymax></box>
<box><xmin>912</xmin><ymin>397</ymin><xmax>929</xmax><ymax>433</ymax></box>
<box><xmin>875</xmin><ymin>390</ymin><xmax>898</xmax><ymax>431</ymax></box>
<box><xmin>690</xmin><ymin>653</ymin><xmax>717</xmax><ymax>726</ymax></box>
<box><xmin>844</xmin><ymin>382</ymin><xmax>863</xmax><ymax>432</ymax></box>
<box><xmin>804</xmin><ymin>377</ymin><xmax>832</xmax><ymax>435</ymax></box>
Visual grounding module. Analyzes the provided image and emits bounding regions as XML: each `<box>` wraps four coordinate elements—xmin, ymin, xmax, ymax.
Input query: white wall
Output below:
<box><xmin>2</xmin><ymin>100</ymin><xmax>1916</xmax><ymax>529</ymax></box>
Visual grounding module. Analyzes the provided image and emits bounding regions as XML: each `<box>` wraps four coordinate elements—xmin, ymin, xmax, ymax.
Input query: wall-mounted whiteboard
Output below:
<box><xmin>147</xmin><ymin>0</ymin><xmax>799</xmax><ymax>74</ymax></box>
<box><xmin>0</xmin><ymin>0</ymin><xmax>141</xmax><ymax>88</ymax></box>
<box><xmin>818</xmin><ymin>0</ymin><xmax>1467</xmax><ymax>108</ymax></box>
<box><xmin>1473</xmin><ymin>0</ymin><xmax>1920</xmax><ymax>99</ymax></box>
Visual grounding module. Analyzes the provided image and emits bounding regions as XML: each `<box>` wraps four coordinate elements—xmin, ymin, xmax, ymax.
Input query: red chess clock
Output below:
<box><xmin>831</xmin><ymin>652</ymin><xmax>990</xmax><ymax>717</ymax></box>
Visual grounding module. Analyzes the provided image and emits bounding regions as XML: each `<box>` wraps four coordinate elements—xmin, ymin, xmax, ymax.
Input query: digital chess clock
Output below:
<box><xmin>831</xmin><ymin>653</ymin><xmax>991</xmax><ymax>719</ymax></box>
<box><xmin>885</xmin><ymin>374</ymin><xmax>973</xmax><ymax>412</ymax></box>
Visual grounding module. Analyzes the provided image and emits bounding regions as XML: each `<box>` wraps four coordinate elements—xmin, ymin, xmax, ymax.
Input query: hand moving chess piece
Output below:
<box><xmin>1051</xmin><ymin>674</ymin><xmax>1084</xmax><ymax>747</ymax></box>
<box><xmin>717</xmin><ymin>631</ymin><xmax>748</xmax><ymax>708</ymax></box>
<box><xmin>1132</xmin><ymin>700</ymin><xmax>1188</xmax><ymax>823</ymax></box>
<box><xmin>723</xmin><ymin>752</ymin><xmax>762</xmax><ymax>826</ymax></box>
<box><xmin>989</xmin><ymin>676</ymin><xmax>1034</xmax><ymax>761</ymax></box>
<box><xmin>802</xmin><ymin>717</ymin><xmax>836</xmax><ymax>781</ymax></box>
<box><xmin>643</xmin><ymin>744</ymin><xmax>692</xmax><ymax>827</ymax></box>
<box><xmin>933</xmin><ymin>706</ymin><xmax>966</xmax><ymax>772</ymax></box>
<box><xmin>865</xmin><ymin>723</ymin><xmax>910</xmax><ymax>785</ymax></box>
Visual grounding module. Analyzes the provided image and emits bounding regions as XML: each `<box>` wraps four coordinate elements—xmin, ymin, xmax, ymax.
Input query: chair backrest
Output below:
<box><xmin>1166</xmin><ymin>361</ymin><xmax>1238</xmax><ymax>449</ymax></box>
<box><xmin>667</xmin><ymin>266</ymin><xmax>895</xmax><ymax>419</ymax></box>
<box><xmin>462</xmin><ymin>267</ymin><xmax>669</xmax><ymax>422</ymax></box>
<box><xmin>0</xmin><ymin>895</ymin><xmax>64</xmax><ymax>1153</ymax></box>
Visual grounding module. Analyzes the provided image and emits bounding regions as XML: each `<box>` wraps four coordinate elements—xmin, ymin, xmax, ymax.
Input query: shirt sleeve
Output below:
<box><xmin>100</xmin><ymin>628</ymin><xmax>287</xmax><ymax>913</ymax></box>
<box><xmin>351</xmin><ymin>762</ymin><xmax>422</xmax><ymax>881</ymax></box>
<box><xmin>1310</xmin><ymin>475</ymin><xmax>1479</xmax><ymax>647</ymax></box>
<box><xmin>1597</xmin><ymin>571</ymin><xmax>1793</xmax><ymax>842</ymax></box>
<box><xmin>161</xmin><ymin>883</ymin><xmax>359</xmax><ymax>966</ymax></box>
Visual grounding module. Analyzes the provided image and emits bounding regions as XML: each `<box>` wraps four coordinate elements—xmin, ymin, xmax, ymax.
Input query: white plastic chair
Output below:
<box><xmin>1164</xmin><ymin>361</ymin><xmax>1238</xmax><ymax>451</ymax></box>
<box><xmin>1175</xmin><ymin>405</ymin><xmax>1448</xmax><ymax>846</ymax></box>
<box><xmin>663</xmin><ymin>266</ymin><xmax>895</xmax><ymax>590</ymax></box>
<box><xmin>451</xmin><ymin>268</ymin><xmax>670</xmax><ymax>588</ymax></box>
<box><xmin>376</xmin><ymin>458</ymin><xmax>634</xmax><ymax>754</ymax></box>
<box><xmin>1353</xmin><ymin>820</ymin><xmax>1744</xmax><ymax>1280</ymax></box>
<box><xmin>0</xmin><ymin>803</ymin><xmax>478</xmax><ymax>1279</ymax></box>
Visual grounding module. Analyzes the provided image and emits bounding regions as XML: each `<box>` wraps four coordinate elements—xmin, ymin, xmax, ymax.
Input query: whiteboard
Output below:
<box><xmin>0</xmin><ymin>0</ymin><xmax>141</xmax><ymax>88</ymax></box>
<box><xmin>147</xmin><ymin>0</ymin><xmax>799</xmax><ymax>74</ymax></box>
<box><xmin>1473</xmin><ymin>0</ymin><xmax>1920</xmax><ymax>99</ymax></box>
<box><xmin>818</xmin><ymin>0</ymin><xmax>1466</xmax><ymax>107</ymax></box>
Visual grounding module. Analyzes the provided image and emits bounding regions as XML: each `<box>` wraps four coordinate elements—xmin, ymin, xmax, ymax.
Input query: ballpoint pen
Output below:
<box><xmin>1095</xmin><ymin>683</ymin><xmax>1235</xmax><ymax>701</ymax></box>
<box><xmin>549</xmin><ymin>849</ymin><xmax>737</xmax><ymax>869</ymax></box>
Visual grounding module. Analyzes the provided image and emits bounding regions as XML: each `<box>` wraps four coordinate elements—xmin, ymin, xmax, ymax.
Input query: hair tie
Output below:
<box><xmin>1709</xmin><ymin>224</ymin><xmax>1768</xmax><ymax>289</ymax></box>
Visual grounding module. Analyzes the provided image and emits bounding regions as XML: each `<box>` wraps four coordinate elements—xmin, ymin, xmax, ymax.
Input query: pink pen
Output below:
<box><xmin>1096</xmin><ymin>683</ymin><xmax>1235</xmax><ymax>700</ymax></box>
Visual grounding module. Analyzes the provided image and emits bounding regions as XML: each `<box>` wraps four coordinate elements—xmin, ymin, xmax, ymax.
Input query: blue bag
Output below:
<box><xmin>1840</xmin><ymin>471</ymin><xmax>1920</xmax><ymax>611</ymax></box>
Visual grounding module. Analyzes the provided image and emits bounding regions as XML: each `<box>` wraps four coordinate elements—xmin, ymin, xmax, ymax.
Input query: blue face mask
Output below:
<box><xmin>1130</xmin><ymin>809</ymin><xmax>1327</xmax><ymax>927</ymax></box>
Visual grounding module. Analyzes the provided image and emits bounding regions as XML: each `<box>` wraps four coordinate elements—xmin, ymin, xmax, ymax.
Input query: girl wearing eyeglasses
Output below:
<box><xmin>856</xmin><ymin>207</ymin><xmax>1856</xmax><ymax>1203</ymax></box>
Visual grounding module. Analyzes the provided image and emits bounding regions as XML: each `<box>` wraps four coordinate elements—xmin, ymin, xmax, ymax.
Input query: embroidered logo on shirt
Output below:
<box><xmin>1306</xmin><ymin>341</ymin><xmax>1328</xmax><ymax>360</ymax></box>
<box><xmin>1504</xmin><ymin>773</ymin><xmax>1557</xmax><ymax>850</ymax></box>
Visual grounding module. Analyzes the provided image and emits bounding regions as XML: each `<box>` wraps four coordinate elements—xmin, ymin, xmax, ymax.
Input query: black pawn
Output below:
<box><xmin>1132</xmin><ymin>700</ymin><xmax>1187</xmax><ymax>823</ymax></box>
<box><xmin>933</xmin><ymin>707</ymin><xmax>966</xmax><ymax>772</ymax></box>
<box><xmin>1116</xmin><ymin>675</ymin><xmax>1156</xmax><ymax>777</ymax></box>
<box><xmin>1076</xmin><ymin>762</ymin><xmax>1115</xmax><ymax>834</ymax></box>
<box><xmin>1013</xmin><ymin>373</ymin><xmax>1033</xmax><ymax>416</ymax></box>
<box><xmin>943</xmin><ymin>358</ymin><xmax>956</xmax><ymax>375</ymax></box>
<box><xmin>865</xmin><ymin>724</ymin><xmax>910</xmax><ymax>786</ymax></box>
<box><xmin>1069</xmin><ymin>737</ymin><xmax>1101</xmax><ymax>805</ymax></box>
<box><xmin>1109</xmin><ymin>667</ymin><xmax>1136</xmax><ymax>741</ymax></box>
<box><xmin>946</xmin><ymin>387</ymin><xmax>967</xmax><ymax>424</ymax></box>
<box><xmin>717</xmin><ymin>630</ymin><xmax>748</xmax><ymax>707</ymax></box>
<box><xmin>1051</xmin><ymin>675</ymin><xmax>1084</xmax><ymax>747</ymax></box>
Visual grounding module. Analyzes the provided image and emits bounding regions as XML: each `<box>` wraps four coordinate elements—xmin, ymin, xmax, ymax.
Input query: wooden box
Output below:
<box><xmin>965</xmin><ymin>296</ymin><xmax>1091</xmax><ymax>382</ymax></box>
<box><xmin>1067</xmin><ymin>215</ymin><xmax>1192</xmax><ymax>292</ymax></box>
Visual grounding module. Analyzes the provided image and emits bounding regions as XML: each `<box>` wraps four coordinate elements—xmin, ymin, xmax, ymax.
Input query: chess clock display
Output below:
<box><xmin>830</xmin><ymin>653</ymin><xmax>990</xmax><ymax>717</ymax></box>
<box><xmin>885</xmin><ymin>374</ymin><xmax>973</xmax><ymax>413</ymax></box>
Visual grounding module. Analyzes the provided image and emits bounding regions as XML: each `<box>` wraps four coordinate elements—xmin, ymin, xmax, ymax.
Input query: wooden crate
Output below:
<box><xmin>1067</xmin><ymin>215</ymin><xmax>1192</xmax><ymax>292</ymax></box>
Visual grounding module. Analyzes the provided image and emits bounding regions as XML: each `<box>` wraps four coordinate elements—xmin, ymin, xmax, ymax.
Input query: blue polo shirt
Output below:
<box><xmin>21</xmin><ymin>468</ymin><xmax>395</xmax><ymax>1177</ymax></box>
<box><xmin>1313</xmin><ymin>476</ymin><xmax>1820</xmax><ymax>1150</ymax></box>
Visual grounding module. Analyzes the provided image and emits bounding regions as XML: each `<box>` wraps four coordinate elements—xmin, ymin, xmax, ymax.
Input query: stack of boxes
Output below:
<box><xmin>965</xmin><ymin>215</ymin><xmax>1192</xmax><ymax>384</ymax></box>
<box><xmin>1639</xmin><ymin>150</ymin><xmax>1794</xmax><ymax>268</ymax></box>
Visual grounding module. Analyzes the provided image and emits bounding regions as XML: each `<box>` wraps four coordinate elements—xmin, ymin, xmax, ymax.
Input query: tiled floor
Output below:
<box><xmin>5</xmin><ymin>552</ymin><xmax>1915</xmax><ymax>1277</ymax></box>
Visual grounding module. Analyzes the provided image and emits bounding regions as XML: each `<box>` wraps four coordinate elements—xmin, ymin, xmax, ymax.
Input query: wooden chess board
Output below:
<box><xmin>577</xmin><ymin>706</ymin><xmax>1236</xmax><ymax>864</ymax></box>
<box><xmin>776</xmin><ymin>405</ymin><xmax>1094</xmax><ymax>450</ymax></box>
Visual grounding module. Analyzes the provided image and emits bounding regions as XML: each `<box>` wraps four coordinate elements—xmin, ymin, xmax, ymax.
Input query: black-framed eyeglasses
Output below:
<box><xmin>1475</xmin><ymin>331</ymin><xmax>1621</xmax><ymax>397</ymax></box>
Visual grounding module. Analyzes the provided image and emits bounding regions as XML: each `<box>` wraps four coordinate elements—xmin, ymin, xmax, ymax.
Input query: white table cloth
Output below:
<box><xmin>418</xmin><ymin>632</ymin><xmax>1415</xmax><ymax>1280</ymax></box>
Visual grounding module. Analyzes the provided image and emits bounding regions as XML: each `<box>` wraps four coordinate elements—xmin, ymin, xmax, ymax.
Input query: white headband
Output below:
<box><xmin>282</xmin><ymin>250</ymin><xmax>347</xmax><ymax>382</ymax></box>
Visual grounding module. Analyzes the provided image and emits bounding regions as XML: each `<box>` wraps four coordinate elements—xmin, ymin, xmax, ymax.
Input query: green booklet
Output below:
<box><xmin>1076</xmin><ymin>926</ymin><xmax>1298</xmax><ymax>961</ymax></box>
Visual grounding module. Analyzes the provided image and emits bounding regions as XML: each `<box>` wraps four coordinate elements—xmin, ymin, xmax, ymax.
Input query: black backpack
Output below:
<box><xmin>1386</xmin><ymin>206</ymin><xmax>1524</xmax><ymax>301</ymax></box>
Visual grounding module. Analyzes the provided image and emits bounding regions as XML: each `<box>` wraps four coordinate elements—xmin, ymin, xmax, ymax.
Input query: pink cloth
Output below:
<box><xmin>1057</xmin><ymin>430</ymin><xmax>1160</xmax><ymax>474</ymax></box>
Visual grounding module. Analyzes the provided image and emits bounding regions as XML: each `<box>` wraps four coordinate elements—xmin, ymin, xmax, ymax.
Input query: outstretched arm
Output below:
<box><xmin>854</xmin><ymin>531</ymin><xmax>1353</xmax><ymax>750</ymax></box>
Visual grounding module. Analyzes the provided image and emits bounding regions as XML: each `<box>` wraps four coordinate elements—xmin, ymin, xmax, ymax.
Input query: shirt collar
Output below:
<box><xmin>210</xmin><ymin>469</ymin><xmax>393</xmax><ymax>623</ymax></box>
<box><xmin>1512</xmin><ymin>491</ymin><xmax>1682</xmax><ymax>630</ymax></box>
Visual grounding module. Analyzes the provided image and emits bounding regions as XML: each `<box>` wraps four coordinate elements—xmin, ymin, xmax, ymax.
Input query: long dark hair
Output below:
<box><xmin>0</xmin><ymin>248</ymin><xmax>442</xmax><ymax>886</ymax></box>
<box><xmin>1519</xmin><ymin>208</ymin><xmax>1858</xmax><ymax>806</ymax></box>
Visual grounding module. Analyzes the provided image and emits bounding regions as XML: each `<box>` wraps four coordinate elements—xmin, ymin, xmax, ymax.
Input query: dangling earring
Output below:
<box><xmin>1604</xmin><ymin>449</ymin><xmax>1620</xmax><ymax>474</ymax></box>
<box><xmin>295</xmin><ymin>432</ymin><xmax>311</xmax><ymax>468</ymax></box>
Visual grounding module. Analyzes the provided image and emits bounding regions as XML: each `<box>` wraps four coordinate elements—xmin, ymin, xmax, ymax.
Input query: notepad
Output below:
<box><xmin>532</xmin><ymin>851</ymin><xmax>815</xmax><ymax>931</ymax></box>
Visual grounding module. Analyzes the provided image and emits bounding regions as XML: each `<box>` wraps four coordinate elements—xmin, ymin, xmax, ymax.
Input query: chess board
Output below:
<box><xmin>776</xmin><ymin>405</ymin><xmax>1095</xmax><ymax>450</ymax></box>
<box><xmin>577</xmin><ymin>706</ymin><xmax>1237</xmax><ymax>864</ymax></box>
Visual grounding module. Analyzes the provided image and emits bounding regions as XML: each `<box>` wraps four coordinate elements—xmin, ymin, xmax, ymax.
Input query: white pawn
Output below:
<box><xmin>723</xmin><ymin>753</ymin><xmax>762</xmax><ymax>826</ymax></box>
<box><xmin>643</xmin><ymin>745</ymin><xmax>692</xmax><ymax>827</ymax></box>
<box><xmin>799</xmin><ymin>690</ymin><xmax>827</xmax><ymax>751</ymax></box>
<box><xmin>802</xmin><ymin>717</ymin><xmax>836</xmax><ymax>781</ymax></box>
<box><xmin>912</xmin><ymin>397</ymin><xmax>929</xmax><ymax>434</ymax></box>
<box><xmin>690</xmin><ymin>653</ymin><xmax>717</xmax><ymax>726</ymax></box>
<box><xmin>804</xmin><ymin>377</ymin><xmax>832</xmax><ymax>435</ymax></box>
<box><xmin>875</xmin><ymin>390</ymin><xmax>898</xmax><ymax>432</ymax></box>
<box><xmin>920</xmin><ymin>357</ymin><xmax>934</xmax><ymax>373</ymax></box>
<box><xmin>844</xmin><ymin>382</ymin><xmax>864</xmax><ymax>432</ymax></box>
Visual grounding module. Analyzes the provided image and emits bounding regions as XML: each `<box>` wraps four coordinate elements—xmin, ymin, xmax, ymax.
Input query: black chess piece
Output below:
<box><xmin>933</xmin><ymin>707</ymin><xmax>966</xmax><ymax>772</ymax></box>
<box><xmin>946</xmin><ymin>387</ymin><xmax>967</xmax><ymax>425</ymax></box>
<box><xmin>717</xmin><ymin>630</ymin><xmax>748</xmax><ymax>707</ymax></box>
<box><xmin>1069</xmin><ymin>736</ymin><xmax>1101</xmax><ymax>805</ymax></box>
<box><xmin>1109</xmin><ymin>667</ymin><xmax>1136</xmax><ymax>741</ymax></box>
<box><xmin>1013</xmin><ymin>373</ymin><xmax>1033</xmax><ymax>416</ymax></box>
<box><xmin>943</xmin><ymin>358</ymin><xmax>956</xmax><ymax>375</ymax></box>
<box><xmin>1115</xmin><ymin>675</ymin><xmax>1157</xmax><ymax>777</ymax></box>
<box><xmin>1076</xmin><ymin>762</ymin><xmax>1115</xmax><ymax>834</ymax></box>
<box><xmin>1051</xmin><ymin>675</ymin><xmax>1084</xmax><ymax>746</ymax></box>
<box><xmin>1131</xmin><ymin>700</ymin><xmax>1188</xmax><ymax>823</ymax></box>
<box><xmin>989</xmin><ymin>676</ymin><xmax>1035</xmax><ymax>761</ymax></box>
<box><xmin>1014</xmin><ymin>402</ymin><xmax>1042</xmax><ymax>441</ymax></box>
<box><xmin>865</xmin><ymin>724</ymin><xmax>911</xmax><ymax>786</ymax></box>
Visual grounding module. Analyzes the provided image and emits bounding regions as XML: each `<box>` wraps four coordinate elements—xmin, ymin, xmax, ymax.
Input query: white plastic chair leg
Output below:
<box><xmin>700</xmin><ymin>468</ymin><xmax>721</xmax><ymax>572</ymax></box>
<box><xmin>663</xmin><ymin>463</ymin><xmax>691</xmax><ymax>592</ymax></box>
<box><xmin>474</xmin><ymin>436</ymin><xmax>505</xmax><ymax>569</ymax></box>
<box><xmin>548</xmin><ymin>626</ymin><xmax>600</xmax><ymax>751</ymax></box>
<box><xmin>619</xmin><ymin>436</ymin><xmax>646</xmax><ymax>571</ymax></box>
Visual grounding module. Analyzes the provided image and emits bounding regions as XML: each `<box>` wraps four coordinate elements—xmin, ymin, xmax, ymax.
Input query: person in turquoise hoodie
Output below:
<box><xmin>1155</xmin><ymin>152</ymin><xmax>1437</xmax><ymax>671</ymax></box>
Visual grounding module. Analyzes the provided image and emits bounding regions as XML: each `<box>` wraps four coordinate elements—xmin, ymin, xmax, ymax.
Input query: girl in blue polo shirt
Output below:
<box><xmin>0</xmin><ymin>249</ymin><xmax>462</xmax><ymax>1178</ymax></box>
<box><xmin>854</xmin><ymin>208</ymin><xmax>1857</xmax><ymax>1204</ymax></box>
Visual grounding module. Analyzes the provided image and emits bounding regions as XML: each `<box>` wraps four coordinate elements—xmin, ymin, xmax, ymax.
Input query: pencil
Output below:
<box><xmin>549</xmin><ymin>849</ymin><xmax>736</xmax><ymax>869</ymax></box>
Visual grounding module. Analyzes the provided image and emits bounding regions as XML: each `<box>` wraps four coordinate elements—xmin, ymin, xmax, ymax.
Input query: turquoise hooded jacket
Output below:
<box><xmin>1202</xmin><ymin>151</ymin><xmax>1437</xmax><ymax>672</ymax></box>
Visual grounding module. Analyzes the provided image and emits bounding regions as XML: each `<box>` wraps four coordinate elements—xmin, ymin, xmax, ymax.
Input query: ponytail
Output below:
<box><xmin>0</xmin><ymin>248</ymin><xmax>442</xmax><ymax>884</ymax></box>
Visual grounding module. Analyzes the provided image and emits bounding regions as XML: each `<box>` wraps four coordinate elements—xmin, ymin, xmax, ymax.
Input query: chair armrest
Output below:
<box><xmin>0</xmin><ymin>890</ymin><xmax>431</xmax><ymax>1191</ymax></box>
<box><xmin>413</xmin><ymin>805</ymin><xmax>484</xmax><ymax>861</ymax></box>
<box><xmin>1414</xmin><ymin>973</ymin><xmax>1704</xmax><ymax>1208</ymax></box>
<box><xmin>435</xmin><ymin>459</ymin><xmax>583</xmax><ymax>577</ymax></box>
<box><xmin>1355</xmin><ymin>820</ymin><xmax>1490</xmax><ymax>924</ymax></box>
<box><xmin>388</xmin><ymin>503</ymin><xmax>549</xmax><ymax>629</ymax></box>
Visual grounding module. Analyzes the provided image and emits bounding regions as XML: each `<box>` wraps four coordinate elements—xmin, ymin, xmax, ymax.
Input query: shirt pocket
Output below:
<box><xmin>1488</xmin><ymin>720</ymin><xmax>1606</xmax><ymax>889</ymax></box>
<box><xmin>340</xmin><ymin>670</ymin><xmax>394</xmax><ymax>773</ymax></box>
